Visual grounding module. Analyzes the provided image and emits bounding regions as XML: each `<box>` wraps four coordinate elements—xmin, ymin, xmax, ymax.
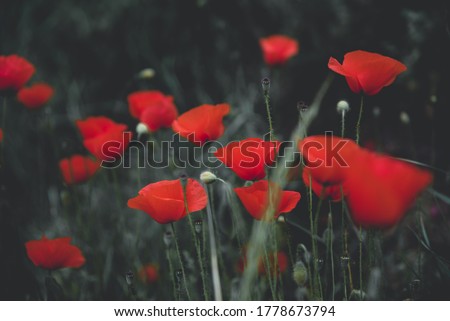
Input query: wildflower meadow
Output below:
<box><xmin>1</xmin><ymin>0</ymin><xmax>449</xmax><ymax>302</ymax></box>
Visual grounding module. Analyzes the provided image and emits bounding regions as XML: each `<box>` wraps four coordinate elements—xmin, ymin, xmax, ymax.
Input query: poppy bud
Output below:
<box><xmin>138</xmin><ymin>68</ymin><xmax>155</xmax><ymax>79</ymax></box>
<box><xmin>261</xmin><ymin>77</ymin><xmax>270</xmax><ymax>92</ymax></box>
<box><xmin>296</xmin><ymin>243</ymin><xmax>310</xmax><ymax>263</ymax></box>
<box><xmin>336</xmin><ymin>100</ymin><xmax>350</xmax><ymax>114</ymax></box>
<box><xmin>194</xmin><ymin>219</ymin><xmax>203</xmax><ymax>234</ymax></box>
<box><xmin>292</xmin><ymin>261</ymin><xmax>308</xmax><ymax>286</ymax></box>
<box><xmin>430</xmin><ymin>95</ymin><xmax>437</xmax><ymax>103</ymax></box>
<box><xmin>136</xmin><ymin>122</ymin><xmax>149</xmax><ymax>137</ymax></box>
<box><xmin>200</xmin><ymin>171</ymin><xmax>217</xmax><ymax>184</ymax></box>
<box><xmin>277</xmin><ymin>215</ymin><xmax>286</xmax><ymax>223</ymax></box>
<box><xmin>400</xmin><ymin>111</ymin><xmax>410</xmax><ymax>124</ymax></box>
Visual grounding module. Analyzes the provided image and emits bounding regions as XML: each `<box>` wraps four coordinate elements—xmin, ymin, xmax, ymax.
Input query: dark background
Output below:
<box><xmin>1</xmin><ymin>0</ymin><xmax>450</xmax><ymax>299</ymax></box>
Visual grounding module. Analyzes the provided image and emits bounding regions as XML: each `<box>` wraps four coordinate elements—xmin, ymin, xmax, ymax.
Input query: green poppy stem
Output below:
<box><xmin>170</xmin><ymin>222</ymin><xmax>191</xmax><ymax>300</ymax></box>
<box><xmin>205</xmin><ymin>184</ymin><xmax>222</xmax><ymax>300</ymax></box>
<box><xmin>356</xmin><ymin>95</ymin><xmax>364</xmax><ymax>144</ymax></box>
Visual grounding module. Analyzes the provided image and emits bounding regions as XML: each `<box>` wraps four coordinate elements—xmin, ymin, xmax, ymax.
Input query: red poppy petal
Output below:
<box><xmin>278</xmin><ymin>190</ymin><xmax>301</xmax><ymax>214</ymax></box>
<box><xmin>185</xmin><ymin>178</ymin><xmax>208</xmax><ymax>213</ymax></box>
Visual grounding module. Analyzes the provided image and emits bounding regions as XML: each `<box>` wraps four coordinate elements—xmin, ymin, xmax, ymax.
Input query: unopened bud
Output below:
<box><xmin>277</xmin><ymin>215</ymin><xmax>286</xmax><ymax>223</ymax></box>
<box><xmin>336</xmin><ymin>100</ymin><xmax>350</xmax><ymax>114</ymax></box>
<box><xmin>138</xmin><ymin>68</ymin><xmax>155</xmax><ymax>79</ymax></box>
<box><xmin>261</xmin><ymin>77</ymin><xmax>270</xmax><ymax>91</ymax></box>
<box><xmin>292</xmin><ymin>261</ymin><xmax>308</xmax><ymax>286</ymax></box>
<box><xmin>200</xmin><ymin>171</ymin><xmax>217</xmax><ymax>184</ymax></box>
<box><xmin>136</xmin><ymin>122</ymin><xmax>149</xmax><ymax>137</ymax></box>
<box><xmin>400</xmin><ymin>111</ymin><xmax>410</xmax><ymax>124</ymax></box>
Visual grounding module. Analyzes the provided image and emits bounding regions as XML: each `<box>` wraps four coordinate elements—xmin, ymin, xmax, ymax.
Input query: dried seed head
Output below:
<box><xmin>200</xmin><ymin>171</ymin><xmax>217</xmax><ymax>184</ymax></box>
<box><xmin>261</xmin><ymin>77</ymin><xmax>271</xmax><ymax>91</ymax></box>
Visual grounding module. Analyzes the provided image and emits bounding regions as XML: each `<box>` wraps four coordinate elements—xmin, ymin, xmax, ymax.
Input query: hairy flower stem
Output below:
<box><xmin>165</xmin><ymin>248</ymin><xmax>177</xmax><ymax>300</ymax></box>
<box><xmin>205</xmin><ymin>185</ymin><xmax>223</xmax><ymax>300</ymax></box>
<box><xmin>341</xmin><ymin>110</ymin><xmax>346</xmax><ymax>137</ymax></box>
<box><xmin>180</xmin><ymin>177</ymin><xmax>209</xmax><ymax>300</ymax></box>
<box><xmin>328</xmin><ymin>207</ymin><xmax>336</xmax><ymax>300</ymax></box>
<box><xmin>359</xmin><ymin>226</ymin><xmax>363</xmax><ymax>298</ymax></box>
<box><xmin>263</xmin><ymin>83</ymin><xmax>274</xmax><ymax>141</ymax></box>
<box><xmin>356</xmin><ymin>95</ymin><xmax>364</xmax><ymax>144</ymax></box>
<box><xmin>308</xmin><ymin>174</ymin><xmax>321</xmax><ymax>299</ymax></box>
<box><xmin>170</xmin><ymin>223</ymin><xmax>191</xmax><ymax>300</ymax></box>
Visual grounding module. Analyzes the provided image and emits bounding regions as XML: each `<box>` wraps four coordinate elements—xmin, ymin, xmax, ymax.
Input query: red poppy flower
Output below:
<box><xmin>17</xmin><ymin>82</ymin><xmax>54</xmax><ymax>110</ymax></box>
<box><xmin>127</xmin><ymin>90</ymin><xmax>178</xmax><ymax>131</ymax></box>
<box><xmin>75</xmin><ymin>116</ymin><xmax>131</xmax><ymax>161</ymax></box>
<box><xmin>258</xmin><ymin>251</ymin><xmax>289</xmax><ymax>276</ymax></box>
<box><xmin>59</xmin><ymin>155</ymin><xmax>100</xmax><ymax>185</ymax></box>
<box><xmin>259</xmin><ymin>35</ymin><xmax>299</xmax><ymax>66</ymax></box>
<box><xmin>328</xmin><ymin>50</ymin><xmax>407</xmax><ymax>95</ymax></box>
<box><xmin>25</xmin><ymin>236</ymin><xmax>85</xmax><ymax>270</ymax></box>
<box><xmin>128</xmin><ymin>178</ymin><xmax>208</xmax><ymax>224</ymax></box>
<box><xmin>237</xmin><ymin>249</ymin><xmax>288</xmax><ymax>276</ymax></box>
<box><xmin>302</xmin><ymin>168</ymin><xmax>345</xmax><ymax>201</ymax></box>
<box><xmin>172</xmin><ymin>103</ymin><xmax>230</xmax><ymax>145</ymax></box>
<box><xmin>299</xmin><ymin>135</ymin><xmax>359</xmax><ymax>199</ymax></box>
<box><xmin>344</xmin><ymin>150</ymin><xmax>433</xmax><ymax>228</ymax></box>
<box><xmin>138</xmin><ymin>264</ymin><xmax>159</xmax><ymax>284</ymax></box>
<box><xmin>234</xmin><ymin>180</ymin><xmax>301</xmax><ymax>220</ymax></box>
<box><xmin>0</xmin><ymin>55</ymin><xmax>35</xmax><ymax>91</ymax></box>
<box><xmin>215</xmin><ymin>138</ymin><xmax>281</xmax><ymax>181</ymax></box>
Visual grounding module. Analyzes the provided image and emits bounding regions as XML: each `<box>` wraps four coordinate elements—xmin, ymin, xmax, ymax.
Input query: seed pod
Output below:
<box><xmin>292</xmin><ymin>261</ymin><xmax>308</xmax><ymax>286</ymax></box>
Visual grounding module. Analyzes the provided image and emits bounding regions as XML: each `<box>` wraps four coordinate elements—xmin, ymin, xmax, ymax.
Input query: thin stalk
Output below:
<box><xmin>262</xmin><ymin>243</ymin><xmax>277</xmax><ymax>300</ymax></box>
<box><xmin>308</xmin><ymin>174</ymin><xmax>320</xmax><ymax>299</ymax></box>
<box><xmin>263</xmin><ymin>83</ymin><xmax>274</xmax><ymax>141</ymax></box>
<box><xmin>205</xmin><ymin>184</ymin><xmax>222</xmax><ymax>300</ymax></box>
<box><xmin>341</xmin><ymin>110</ymin><xmax>346</xmax><ymax>137</ymax></box>
<box><xmin>356</xmin><ymin>95</ymin><xmax>364</xmax><ymax>144</ymax></box>
<box><xmin>181</xmin><ymin>177</ymin><xmax>209</xmax><ymax>300</ymax></box>
<box><xmin>328</xmin><ymin>208</ymin><xmax>336</xmax><ymax>301</ymax></box>
<box><xmin>359</xmin><ymin>225</ymin><xmax>363</xmax><ymax>299</ymax></box>
<box><xmin>170</xmin><ymin>223</ymin><xmax>191</xmax><ymax>300</ymax></box>
<box><xmin>165</xmin><ymin>249</ymin><xmax>177</xmax><ymax>300</ymax></box>
<box><xmin>1</xmin><ymin>97</ymin><xmax>7</xmax><ymax>165</ymax></box>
